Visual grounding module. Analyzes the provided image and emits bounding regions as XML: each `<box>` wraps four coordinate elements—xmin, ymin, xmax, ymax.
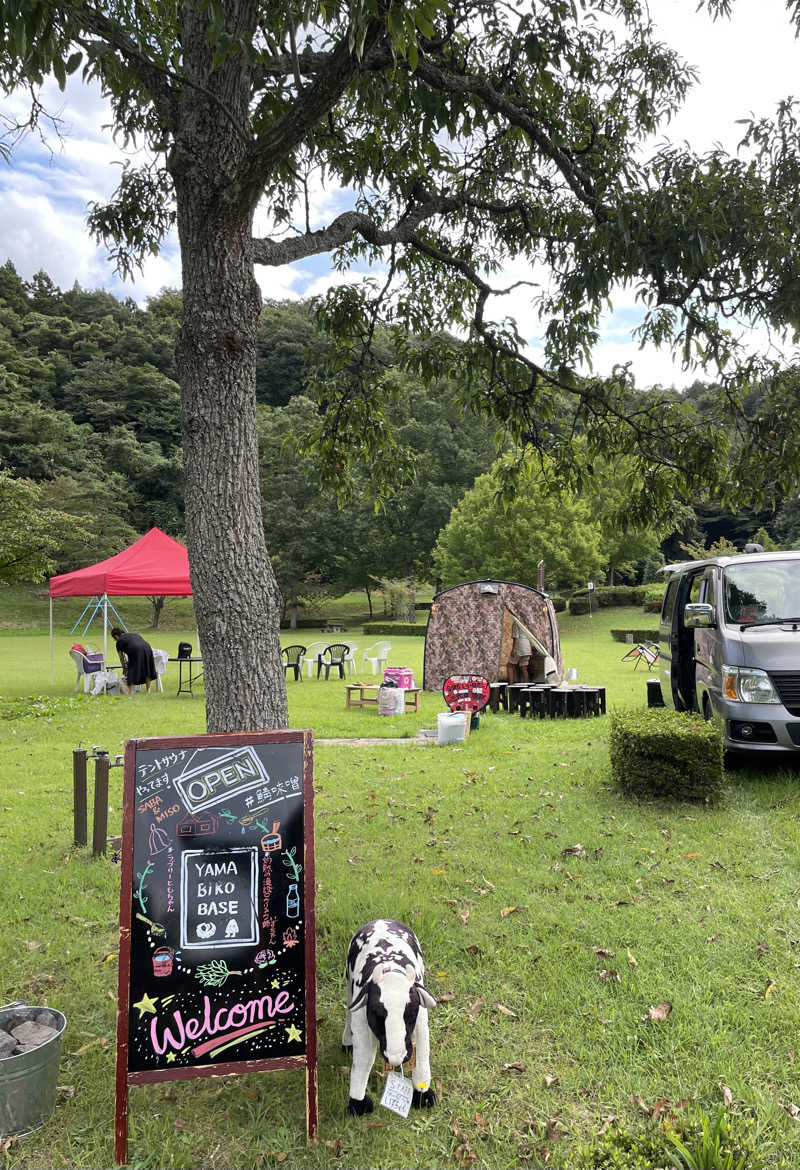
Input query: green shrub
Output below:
<box><xmin>279</xmin><ymin>617</ymin><xmax>335</xmax><ymax>629</ymax></box>
<box><xmin>550</xmin><ymin>595</ymin><xmax>567</xmax><ymax>612</ymax></box>
<box><xmin>569</xmin><ymin>596</ymin><xmax>592</xmax><ymax>615</ymax></box>
<box><xmin>610</xmin><ymin>629</ymin><xmax>660</xmax><ymax>643</ymax></box>
<box><xmin>570</xmin><ymin>585</ymin><xmax>649</xmax><ymax>614</ymax></box>
<box><xmin>362</xmin><ymin>622</ymin><xmax>428</xmax><ymax>636</ymax></box>
<box><xmin>643</xmin><ymin>599</ymin><xmax>662</xmax><ymax>613</ymax></box>
<box><xmin>609</xmin><ymin>709</ymin><xmax>723</xmax><ymax>803</ymax></box>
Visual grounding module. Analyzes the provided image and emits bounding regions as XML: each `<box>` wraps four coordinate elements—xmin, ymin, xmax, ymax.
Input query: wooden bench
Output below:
<box><xmin>345</xmin><ymin>683</ymin><xmax>420</xmax><ymax>712</ymax></box>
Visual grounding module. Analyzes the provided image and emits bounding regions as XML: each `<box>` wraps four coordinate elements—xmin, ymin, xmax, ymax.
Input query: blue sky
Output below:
<box><xmin>1</xmin><ymin>0</ymin><xmax>797</xmax><ymax>388</ymax></box>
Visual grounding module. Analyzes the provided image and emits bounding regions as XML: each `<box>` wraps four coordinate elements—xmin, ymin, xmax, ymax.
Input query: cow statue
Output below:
<box><xmin>342</xmin><ymin>919</ymin><xmax>437</xmax><ymax>1115</ymax></box>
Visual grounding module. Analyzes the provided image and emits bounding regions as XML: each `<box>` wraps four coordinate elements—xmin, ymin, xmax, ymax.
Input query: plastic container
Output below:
<box><xmin>0</xmin><ymin>1003</ymin><xmax>66</xmax><ymax>1138</ymax></box>
<box><xmin>437</xmin><ymin>711</ymin><xmax>467</xmax><ymax>744</ymax></box>
<box><xmin>384</xmin><ymin>667</ymin><xmax>414</xmax><ymax>689</ymax></box>
<box><xmin>378</xmin><ymin>686</ymin><xmax>406</xmax><ymax>715</ymax></box>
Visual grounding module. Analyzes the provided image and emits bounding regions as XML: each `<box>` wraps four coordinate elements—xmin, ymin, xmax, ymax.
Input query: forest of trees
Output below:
<box><xmin>0</xmin><ymin>260</ymin><xmax>795</xmax><ymax>606</ymax></box>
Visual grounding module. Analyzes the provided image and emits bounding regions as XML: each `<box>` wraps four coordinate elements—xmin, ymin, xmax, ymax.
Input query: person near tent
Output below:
<box><xmin>111</xmin><ymin>627</ymin><xmax>157</xmax><ymax>693</ymax></box>
<box><xmin>508</xmin><ymin>618</ymin><xmax>532</xmax><ymax>683</ymax></box>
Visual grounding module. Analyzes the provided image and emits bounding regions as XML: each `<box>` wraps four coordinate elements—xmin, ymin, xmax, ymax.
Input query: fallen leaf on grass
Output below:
<box><xmin>598</xmin><ymin>969</ymin><xmax>621</xmax><ymax>983</ymax></box>
<box><xmin>474</xmin><ymin>1112</ymin><xmax>488</xmax><ymax>1129</ymax></box>
<box><xmin>544</xmin><ymin>1074</ymin><xmax>559</xmax><ymax>1087</ymax></box>
<box><xmin>503</xmin><ymin>1062</ymin><xmax>527</xmax><ymax>1073</ymax></box>
<box><xmin>56</xmin><ymin>1085</ymin><xmax>75</xmax><ymax>1097</ymax></box>
<box><xmin>438</xmin><ymin>992</ymin><xmax>455</xmax><ymax>1003</ymax></box>
<box><xmin>626</xmin><ymin>949</ymin><xmax>638</xmax><ymax>967</ymax></box>
<box><xmin>174</xmin><ymin>1119</ymin><xmax>188</xmax><ymax>1130</ymax></box>
<box><xmin>546</xmin><ymin>1118</ymin><xmax>564</xmax><ymax>1141</ymax></box>
<box><xmin>722</xmin><ymin>1085</ymin><xmax>734</xmax><ymax>1106</ymax></box>
<box><xmin>598</xmin><ymin>1115</ymin><xmax>617</xmax><ymax>1135</ymax></box>
<box><xmin>368</xmin><ymin>1122</ymin><xmax>385</xmax><ymax>1130</ymax></box>
<box><xmin>24</xmin><ymin>940</ymin><xmax>42</xmax><ymax>951</ymax></box>
<box><xmin>467</xmin><ymin>998</ymin><xmax>484</xmax><ymax>1021</ymax></box>
<box><xmin>562</xmin><ymin>844</ymin><xmax>586</xmax><ymax>857</ymax></box>
<box><xmin>500</xmin><ymin>905</ymin><xmax>521</xmax><ymax>918</ymax></box>
<box><xmin>684</xmin><ymin>853</ymin><xmax>703</xmax><ymax>860</ymax></box>
<box><xmin>497</xmin><ymin>1003</ymin><xmax>518</xmax><ymax>1018</ymax></box>
<box><xmin>783</xmin><ymin>1102</ymin><xmax>800</xmax><ymax>1120</ymax></box>
<box><xmin>757</xmin><ymin>940</ymin><xmax>769</xmax><ymax>957</ymax></box>
<box><xmin>593</xmin><ymin>947</ymin><xmax>615</xmax><ymax>958</ymax></box>
<box><xmin>651</xmin><ymin>1097</ymin><xmax>672</xmax><ymax>1119</ymax></box>
<box><xmin>765</xmin><ymin>979</ymin><xmax>778</xmax><ymax>998</ymax></box>
<box><xmin>267</xmin><ymin>1152</ymin><xmax>289</xmax><ymax>1162</ymax></box>
<box><xmin>644</xmin><ymin>1002</ymin><xmax>673</xmax><ymax>1021</ymax></box>
<box><xmin>706</xmin><ymin>933</ymin><xmax>722</xmax><ymax>944</ymax></box>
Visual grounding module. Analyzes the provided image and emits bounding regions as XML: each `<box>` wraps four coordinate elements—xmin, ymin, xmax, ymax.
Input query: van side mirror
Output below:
<box><xmin>684</xmin><ymin>602</ymin><xmax>715</xmax><ymax>629</ymax></box>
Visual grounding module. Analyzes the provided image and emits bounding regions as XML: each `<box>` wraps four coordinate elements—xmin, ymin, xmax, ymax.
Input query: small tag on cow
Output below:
<box><xmin>380</xmin><ymin>1070</ymin><xmax>414</xmax><ymax>1117</ymax></box>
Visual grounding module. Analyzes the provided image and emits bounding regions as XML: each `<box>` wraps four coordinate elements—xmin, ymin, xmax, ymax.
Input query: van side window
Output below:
<box><xmin>689</xmin><ymin>575</ymin><xmax>703</xmax><ymax>604</ymax></box>
<box><xmin>662</xmin><ymin>578</ymin><xmax>680</xmax><ymax>624</ymax></box>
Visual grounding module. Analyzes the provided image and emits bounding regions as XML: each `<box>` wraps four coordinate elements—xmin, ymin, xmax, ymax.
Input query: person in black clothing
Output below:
<box><xmin>110</xmin><ymin>627</ymin><xmax>157</xmax><ymax>693</ymax></box>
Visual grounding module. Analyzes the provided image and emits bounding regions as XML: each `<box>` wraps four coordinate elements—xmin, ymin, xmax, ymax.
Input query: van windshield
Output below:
<box><xmin>723</xmin><ymin>562</ymin><xmax>800</xmax><ymax>625</ymax></box>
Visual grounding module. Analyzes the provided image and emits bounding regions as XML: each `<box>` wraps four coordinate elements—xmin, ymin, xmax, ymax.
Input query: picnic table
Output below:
<box><xmin>345</xmin><ymin>683</ymin><xmax>420</xmax><ymax>712</ymax></box>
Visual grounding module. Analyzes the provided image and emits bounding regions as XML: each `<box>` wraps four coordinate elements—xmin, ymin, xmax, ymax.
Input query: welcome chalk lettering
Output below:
<box><xmin>173</xmin><ymin>746</ymin><xmax>270</xmax><ymax>813</ymax></box>
<box><xmin>149</xmin><ymin>990</ymin><xmax>296</xmax><ymax>1057</ymax></box>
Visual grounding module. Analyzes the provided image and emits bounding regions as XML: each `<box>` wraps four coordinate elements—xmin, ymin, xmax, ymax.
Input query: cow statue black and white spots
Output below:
<box><xmin>342</xmin><ymin>919</ymin><xmax>437</xmax><ymax>1115</ymax></box>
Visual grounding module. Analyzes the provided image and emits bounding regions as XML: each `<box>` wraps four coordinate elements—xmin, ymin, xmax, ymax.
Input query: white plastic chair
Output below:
<box><xmin>361</xmin><ymin>641</ymin><xmax>391</xmax><ymax>675</ymax></box>
<box><xmin>343</xmin><ymin>641</ymin><xmax>359</xmax><ymax>675</ymax></box>
<box><xmin>302</xmin><ymin>641</ymin><xmax>329</xmax><ymax>678</ymax></box>
<box><xmin>69</xmin><ymin>647</ymin><xmax>105</xmax><ymax>693</ymax></box>
<box><xmin>152</xmin><ymin>648</ymin><xmax>169</xmax><ymax>693</ymax></box>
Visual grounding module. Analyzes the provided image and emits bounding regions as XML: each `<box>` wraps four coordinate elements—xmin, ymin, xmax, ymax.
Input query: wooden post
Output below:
<box><xmin>73</xmin><ymin>747</ymin><xmax>88</xmax><ymax>847</ymax></box>
<box><xmin>92</xmin><ymin>751</ymin><xmax>110</xmax><ymax>856</ymax></box>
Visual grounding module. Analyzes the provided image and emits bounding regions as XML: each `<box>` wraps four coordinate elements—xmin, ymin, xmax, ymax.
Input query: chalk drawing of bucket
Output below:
<box><xmin>261</xmin><ymin>821</ymin><xmax>282</xmax><ymax>852</ymax></box>
<box><xmin>152</xmin><ymin>946</ymin><xmax>174</xmax><ymax>977</ymax></box>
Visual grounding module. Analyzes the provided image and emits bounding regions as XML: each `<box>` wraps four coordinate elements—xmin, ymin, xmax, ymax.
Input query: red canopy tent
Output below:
<box><xmin>49</xmin><ymin>528</ymin><xmax>193</xmax><ymax>678</ymax></box>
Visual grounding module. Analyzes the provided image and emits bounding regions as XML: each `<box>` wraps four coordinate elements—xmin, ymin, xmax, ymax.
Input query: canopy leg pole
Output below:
<box><xmin>103</xmin><ymin>595</ymin><xmax>108</xmax><ymax>664</ymax></box>
<box><xmin>50</xmin><ymin>597</ymin><xmax>54</xmax><ymax>685</ymax></box>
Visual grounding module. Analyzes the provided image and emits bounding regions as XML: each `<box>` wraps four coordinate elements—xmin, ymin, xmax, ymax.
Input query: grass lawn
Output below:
<box><xmin>3</xmin><ymin>606</ymin><xmax>800</xmax><ymax>1168</ymax></box>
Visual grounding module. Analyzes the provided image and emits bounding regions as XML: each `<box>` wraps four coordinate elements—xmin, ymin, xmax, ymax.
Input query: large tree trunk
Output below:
<box><xmin>172</xmin><ymin>5</ymin><xmax>287</xmax><ymax>732</ymax></box>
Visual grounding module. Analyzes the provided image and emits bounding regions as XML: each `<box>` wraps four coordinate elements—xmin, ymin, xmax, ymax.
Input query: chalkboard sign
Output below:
<box><xmin>114</xmin><ymin>731</ymin><xmax>316</xmax><ymax>1163</ymax></box>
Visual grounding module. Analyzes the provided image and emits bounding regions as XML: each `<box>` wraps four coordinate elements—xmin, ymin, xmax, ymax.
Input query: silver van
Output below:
<box><xmin>656</xmin><ymin>550</ymin><xmax>800</xmax><ymax>751</ymax></box>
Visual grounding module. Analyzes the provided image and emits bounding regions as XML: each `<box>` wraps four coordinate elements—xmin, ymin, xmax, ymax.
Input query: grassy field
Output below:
<box><xmin>3</xmin><ymin>604</ymin><xmax>800</xmax><ymax>1168</ymax></box>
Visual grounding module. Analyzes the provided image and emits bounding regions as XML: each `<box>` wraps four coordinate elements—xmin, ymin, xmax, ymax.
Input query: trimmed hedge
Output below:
<box><xmin>643</xmin><ymin>599</ymin><xmax>663</xmax><ymax>613</ymax></box>
<box><xmin>362</xmin><ymin>622</ymin><xmax>428</xmax><ymax>636</ymax></box>
<box><xmin>610</xmin><ymin>629</ymin><xmax>660</xmax><ymax>643</ymax></box>
<box><xmin>569</xmin><ymin>585</ymin><xmax>649</xmax><ymax>615</ymax></box>
<box><xmin>279</xmin><ymin>617</ymin><xmax>338</xmax><ymax>630</ymax></box>
<box><xmin>550</xmin><ymin>596</ymin><xmax>567</xmax><ymax>613</ymax></box>
<box><xmin>609</xmin><ymin>709</ymin><xmax>723</xmax><ymax>803</ymax></box>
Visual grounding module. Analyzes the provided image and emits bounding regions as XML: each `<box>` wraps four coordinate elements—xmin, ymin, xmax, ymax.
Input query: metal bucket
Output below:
<box><xmin>0</xmin><ymin>1003</ymin><xmax>66</xmax><ymax>1138</ymax></box>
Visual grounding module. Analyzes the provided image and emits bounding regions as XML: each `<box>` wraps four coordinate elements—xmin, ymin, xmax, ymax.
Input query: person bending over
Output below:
<box><xmin>111</xmin><ymin>627</ymin><xmax>157</xmax><ymax>694</ymax></box>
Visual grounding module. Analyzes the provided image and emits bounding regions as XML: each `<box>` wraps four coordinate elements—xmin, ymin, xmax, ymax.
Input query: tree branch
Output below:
<box><xmin>240</xmin><ymin>22</ymin><xmax>389</xmax><ymax>207</ymax></box>
<box><xmin>73</xmin><ymin>3</ymin><xmax>177</xmax><ymax>130</ymax></box>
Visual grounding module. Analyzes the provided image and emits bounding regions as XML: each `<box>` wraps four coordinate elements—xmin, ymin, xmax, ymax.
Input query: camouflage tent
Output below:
<box><xmin>423</xmin><ymin>579</ymin><xmax>563</xmax><ymax>692</ymax></box>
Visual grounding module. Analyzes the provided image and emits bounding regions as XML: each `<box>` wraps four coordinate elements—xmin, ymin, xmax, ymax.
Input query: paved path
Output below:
<box><xmin>316</xmin><ymin>734</ymin><xmax>434</xmax><ymax>746</ymax></box>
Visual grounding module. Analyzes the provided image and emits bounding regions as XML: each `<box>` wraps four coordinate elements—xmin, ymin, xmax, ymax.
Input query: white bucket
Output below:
<box><xmin>437</xmin><ymin>712</ymin><xmax>467</xmax><ymax>744</ymax></box>
<box><xmin>378</xmin><ymin>686</ymin><xmax>405</xmax><ymax>716</ymax></box>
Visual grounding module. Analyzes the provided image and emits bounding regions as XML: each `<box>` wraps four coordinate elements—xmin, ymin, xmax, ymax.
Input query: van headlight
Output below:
<box><xmin>722</xmin><ymin>666</ymin><xmax>779</xmax><ymax>704</ymax></box>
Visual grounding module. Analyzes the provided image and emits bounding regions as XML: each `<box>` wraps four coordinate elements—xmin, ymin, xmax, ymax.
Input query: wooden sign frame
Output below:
<box><xmin>114</xmin><ymin>730</ymin><xmax>316</xmax><ymax>1163</ymax></box>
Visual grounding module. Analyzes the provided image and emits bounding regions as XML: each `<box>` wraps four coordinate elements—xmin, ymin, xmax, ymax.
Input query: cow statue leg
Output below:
<box><xmin>411</xmin><ymin>1004</ymin><xmax>436</xmax><ymax>1108</ymax></box>
<box><xmin>347</xmin><ymin>1007</ymin><xmax>378</xmax><ymax>1115</ymax></box>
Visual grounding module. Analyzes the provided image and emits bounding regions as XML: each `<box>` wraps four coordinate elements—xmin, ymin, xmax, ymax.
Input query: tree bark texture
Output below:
<box><xmin>172</xmin><ymin>3</ymin><xmax>288</xmax><ymax>732</ymax></box>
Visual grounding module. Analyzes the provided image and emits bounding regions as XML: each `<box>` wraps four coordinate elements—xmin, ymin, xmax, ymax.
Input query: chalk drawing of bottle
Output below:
<box><xmin>286</xmin><ymin>882</ymin><xmax>300</xmax><ymax>918</ymax></box>
<box><xmin>148</xmin><ymin>822</ymin><xmax>170</xmax><ymax>856</ymax></box>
